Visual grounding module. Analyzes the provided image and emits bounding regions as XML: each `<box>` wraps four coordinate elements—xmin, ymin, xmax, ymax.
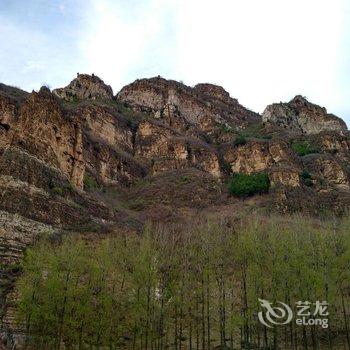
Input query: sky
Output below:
<box><xmin>0</xmin><ymin>0</ymin><xmax>349</xmax><ymax>123</ymax></box>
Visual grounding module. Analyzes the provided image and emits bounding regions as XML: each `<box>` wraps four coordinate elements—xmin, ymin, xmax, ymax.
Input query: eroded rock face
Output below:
<box><xmin>0</xmin><ymin>95</ymin><xmax>17</xmax><ymax>149</ymax></box>
<box><xmin>223</xmin><ymin>139</ymin><xmax>298</xmax><ymax>174</ymax></box>
<box><xmin>11</xmin><ymin>88</ymin><xmax>85</xmax><ymax>189</ymax></box>
<box><xmin>304</xmin><ymin>154</ymin><xmax>350</xmax><ymax>190</ymax></box>
<box><xmin>53</xmin><ymin>73</ymin><xmax>113</xmax><ymax>101</ymax></box>
<box><xmin>193</xmin><ymin>83</ymin><xmax>232</xmax><ymax>103</ymax></box>
<box><xmin>117</xmin><ymin>77</ymin><xmax>260</xmax><ymax>134</ymax></box>
<box><xmin>0</xmin><ymin>211</ymin><xmax>57</xmax><ymax>343</ymax></box>
<box><xmin>0</xmin><ymin>210</ymin><xmax>55</xmax><ymax>266</ymax></box>
<box><xmin>135</xmin><ymin>120</ymin><xmax>221</xmax><ymax>177</ymax></box>
<box><xmin>316</xmin><ymin>132</ymin><xmax>350</xmax><ymax>154</ymax></box>
<box><xmin>269</xmin><ymin>166</ymin><xmax>301</xmax><ymax>187</ymax></box>
<box><xmin>77</xmin><ymin>105</ymin><xmax>134</xmax><ymax>152</ymax></box>
<box><xmin>84</xmin><ymin>135</ymin><xmax>146</xmax><ymax>187</ymax></box>
<box><xmin>263</xmin><ymin>95</ymin><xmax>347</xmax><ymax>134</ymax></box>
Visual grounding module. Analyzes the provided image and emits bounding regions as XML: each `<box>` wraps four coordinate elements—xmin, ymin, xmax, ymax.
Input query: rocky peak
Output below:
<box><xmin>193</xmin><ymin>83</ymin><xmax>234</xmax><ymax>104</ymax></box>
<box><xmin>262</xmin><ymin>95</ymin><xmax>347</xmax><ymax>134</ymax></box>
<box><xmin>38</xmin><ymin>85</ymin><xmax>51</xmax><ymax>96</ymax></box>
<box><xmin>117</xmin><ymin>77</ymin><xmax>260</xmax><ymax>133</ymax></box>
<box><xmin>53</xmin><ymin>73</ymin><xmax>113</xmax><ymax>102</ymax></box>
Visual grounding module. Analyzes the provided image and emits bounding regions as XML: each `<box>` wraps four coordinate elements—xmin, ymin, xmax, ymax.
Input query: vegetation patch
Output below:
<box><xmin>233</xmin><ymin>134</ymin><xmax>247</xmax><ymax>146</ymax></box>
<box><xmin>238</xmin><ymin>123</ymin><xmax>269</xmax><ymax>139</ymax></box>
<box><xmin>228</xmin><ymin>172</ymin><xmax>270</xmax><ymax>197</ymax></box>
<box><xmin>52</xmin><ymin>186</ymin><xmax>63</xmax><ymax>196</ymax></box>
<box><xmin>300</xmin><ymin>170</ymin><xmax>313</xmax><ymax>187</ymax></box>
<box><xmin>83</xmin><ymin>173</ymin><xmax>98</xmax><ymax>190</ymax></box>
<box><xmin>49</xmin><ymin>179</ymin><xmax>74</xmax><ymax>196</ymax></box>
<box><xmin>14</xmin><ymin>216</ymin><xmax>350</xmax><ymax>349</ymax></box>
<box><xmin>127</xmin><ymin>198</ymin><xmax>149</xmax><ymax>211</ymax></box>
<box><xmin>75</xmin><ymin>221</ymin><xmax>103</xmax><ymax>233</ymax></box>
<box><xmin>292</xmin><ymin>140</ymin><xmax>319</xmax><ymax>156</ymax></box>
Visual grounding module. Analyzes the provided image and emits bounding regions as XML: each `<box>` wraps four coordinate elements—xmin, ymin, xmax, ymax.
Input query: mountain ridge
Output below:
<box><xmin>1</xmin><ymin>73</ymin><xmax>350</xmax><ymax>346</ymax></box>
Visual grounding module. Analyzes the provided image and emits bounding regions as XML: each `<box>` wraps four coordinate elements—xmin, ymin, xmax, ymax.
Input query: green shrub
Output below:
<box><xmin>301</xmin><ymin>170</ymin><xmax>313</xmax><ymax>187</ymax></box>
<box><xmin>66</xmin><ymin>183</ymin><xmax>74</xmax><ymax>193</ymax></box>
<box><xmin>292</xmin><ymin>140</ymin><xmax>319</xmax><ymax>156</ymax></box>
<box><xmin>222</xmin><ymin>125</ymin><xmax>233</xmax><ymax>133</ymax></box>
<box><xmin>128</xmin><ymin>198</ymin><xmax>147</xmax><ymax>210</ymax></box>
<box><xmin>77</xmin><ymin>222</ymin><xmax>102</xmax><ymax>233</ymax></box>
<box><xmin>228</xmin><ymin>172</ymin><xmax>270</xmax><ymax>197</ymax></box>
<box><xmin>238</xmin><ymin>123</ymin><xmax>266</xmax><ymax>138</ymax></box>
<box><xmin>233</xmin><ymin>134</ymin><xmax>247</xmax><ymax>147</ymax></box>
<box><xmin>179</xmin><ymin>175</ymin><xmax>190</xmax><ymax>184</ymax></box>
<box><xmin>84</xmin><ymin>174</ymin><xmax>98</xmax><ymax>190</ymax></box>
<box><xmin>52</xmin><ymin>186</ymin><xmax>63</xmax><ymax>196</ymax></box>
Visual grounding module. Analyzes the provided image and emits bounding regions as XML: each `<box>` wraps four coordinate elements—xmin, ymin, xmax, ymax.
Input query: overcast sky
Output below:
<box><xmin>0</xmin><ymin>0</ymin><xmax>349</xmax><ymax>124</ymax></box>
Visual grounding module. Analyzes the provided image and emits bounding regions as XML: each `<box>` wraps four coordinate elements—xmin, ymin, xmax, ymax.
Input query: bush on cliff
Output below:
<box><xmin>292</xmin><ymin>140</ymin><xmax>319</xmax><ymax>156</ymax></box>
<box><xmin>233</xmin><ymin>134</ymin><xmax>247</xmax><ymax>146</ymax></box>
<box><xmin>83</xmin><ymin>173</ymin><xmax>98</xmax><ymax>190</ymax></box>
<box><xmin>228</xmin><ymin>172</ymin><xmax>270</xmax><ymax>197</ymax></box>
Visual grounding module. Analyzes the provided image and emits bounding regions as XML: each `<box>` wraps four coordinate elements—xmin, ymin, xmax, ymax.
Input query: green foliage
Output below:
<box><xmin>75</xmin><ymin>222</ymin><xmax>102</xmax><ymax>233</ymax></box>
<box><xmin>127</xmin><ymin>198</ymin><xmax>148</xmax><ymax>210</ymax></box>
<box><xmin>0</xmin><ymin>261</ymin><xmax>22</xmax><ymax>272</ymax></box>
<box><xmin>292</xmin><ymin>140</ymin><xmax>319</xmax><ymax>156</ymax></box>
<box><xmin>301</xmin><ymin>170</ymin><xmax>313</xmax><ymax>187</ymax></box>
<box><xmin>15</xmin><ymin>216</ymin><xmax>350</xmax><ymax>349</ymax></box>
<box><xmin>228</xmin><ymin>172</ymin><xmax>270</xmax><ymax>197</ymax></box>
<box><xmin>66</xmin><ymin>182</ymin><xmax>74</xmax><ymax>193</ymax></box>
<box><xmin>62</xmin><ymin>95</ymin><xmax>81</xmax><ymax>109</ymax></box>
<box><xmin>178</xmin><ymin>175</ymin><xmax>190</xmax><ymax>184</ymax></box>
<box><xmin>52</xmin><ymin>186</ymin><xmax>63</xmax><ymax>196</ymax></box>
<box><xmin>238</xmin><ymin>123</ymin><xmax>268</xmax><ymax>139</ymax></box>
<box><xmin>49</xmin><ymin>179</ymin><xmax>74</xmax><ymax>196</ymax></box>
<box><xmin>231</xmin><ymin>124</ymin><xmax>272</xmax><ymax>142</ymax></box>
<box><xmin>222</xmin><ymin>124</ymin><xmax>233</xmax><ymax>133</ymax></box>
<box><xmin>233</xmin><ymin>134</ymin><xmax>247</xmax><ymax>146</ymax></box>
<box><xmin>83</xmin><ymin>173</ymin><xmax>98</xmax><ymax>190</ymax></box>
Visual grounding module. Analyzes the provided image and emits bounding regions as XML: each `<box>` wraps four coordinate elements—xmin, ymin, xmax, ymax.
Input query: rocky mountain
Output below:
<box><xmin>0</xmin><ymin>73</ymin><xmax>349</xmax><ymax>346</ymax></box>
<box><xmin>263</xmin><ymin>95</ymin><xmax>347</xmax><ymax>134</ymax></box>
<box><xmin>52</xmin><ymin>73</ymin><xmax>113</xmax><ymax>102</ymax></box>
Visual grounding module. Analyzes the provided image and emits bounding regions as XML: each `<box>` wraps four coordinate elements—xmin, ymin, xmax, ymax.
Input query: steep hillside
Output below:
<box><xmin>0</xmin><ymin>74</ymin><xmax>349</xmax><ymax>347</ymax></box>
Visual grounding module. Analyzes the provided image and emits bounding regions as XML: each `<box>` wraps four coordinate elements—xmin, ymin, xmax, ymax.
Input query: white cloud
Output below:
<box><xmin>79</xmin><ymin>0</ymin><xmax>177</xmax><ymax>93</ymax></box>
<box><xmin>80</xmin><ymin>0</ymin><xmax>348</xmax><ymax>122</ymax></box>
<box><xmin>171</xmin><ymin>0</ymin><xmax>343</xmax><ymax>113</ymax></box>
<box><xmin>22</xmin><ymin>60</ymin><xmax>45</xmax><ymax>73</ymax></box>
<box><xmin>58</xmin><ymin>3</ymin><xmax>66</xmax><ymax>13</ymax></box>
<box><xmin>1</xmin><ymin>0</ymin><xmax>348</xmax><ymax>122</ymax></box>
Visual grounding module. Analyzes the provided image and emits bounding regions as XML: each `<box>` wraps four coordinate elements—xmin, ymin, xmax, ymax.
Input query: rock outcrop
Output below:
<box><xmin>12</xmin><ymin>88</ymin><xmax>85</xmax><ymax>189</ymax></box>
<box><xmin>222</xmin><ymin>139</ymin><xmax>299</xmax><ymax>175</ymax></box>
<box><xmin>117</xmin><ymin>77</ymin><xmax>260</xmax><ymax>134</ymax></box>
<box><xmin>134</xmin><ymin>120</ymin><xmax>221</xmax><ymax>178</ymax></box>
<box><xmin>53</xmin><ymin>73</ymin><xmax>113</xmax><ymax>101</ymax></box>
<box><xmin>263</xmin><ymin>95</ymin><xmax>347</xmax><ymax>134</ymax></box>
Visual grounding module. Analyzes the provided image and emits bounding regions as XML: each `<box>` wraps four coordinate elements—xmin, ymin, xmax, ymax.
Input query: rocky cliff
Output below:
<box><xmin>0</xmin><ymin>74</ymin><xmax>349</xmax><ymax>347</ymax></box>
<box><xmin>263</xmin><ymin>95</ymin><xmax>347</xmax><ymax>134</ymax></box>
